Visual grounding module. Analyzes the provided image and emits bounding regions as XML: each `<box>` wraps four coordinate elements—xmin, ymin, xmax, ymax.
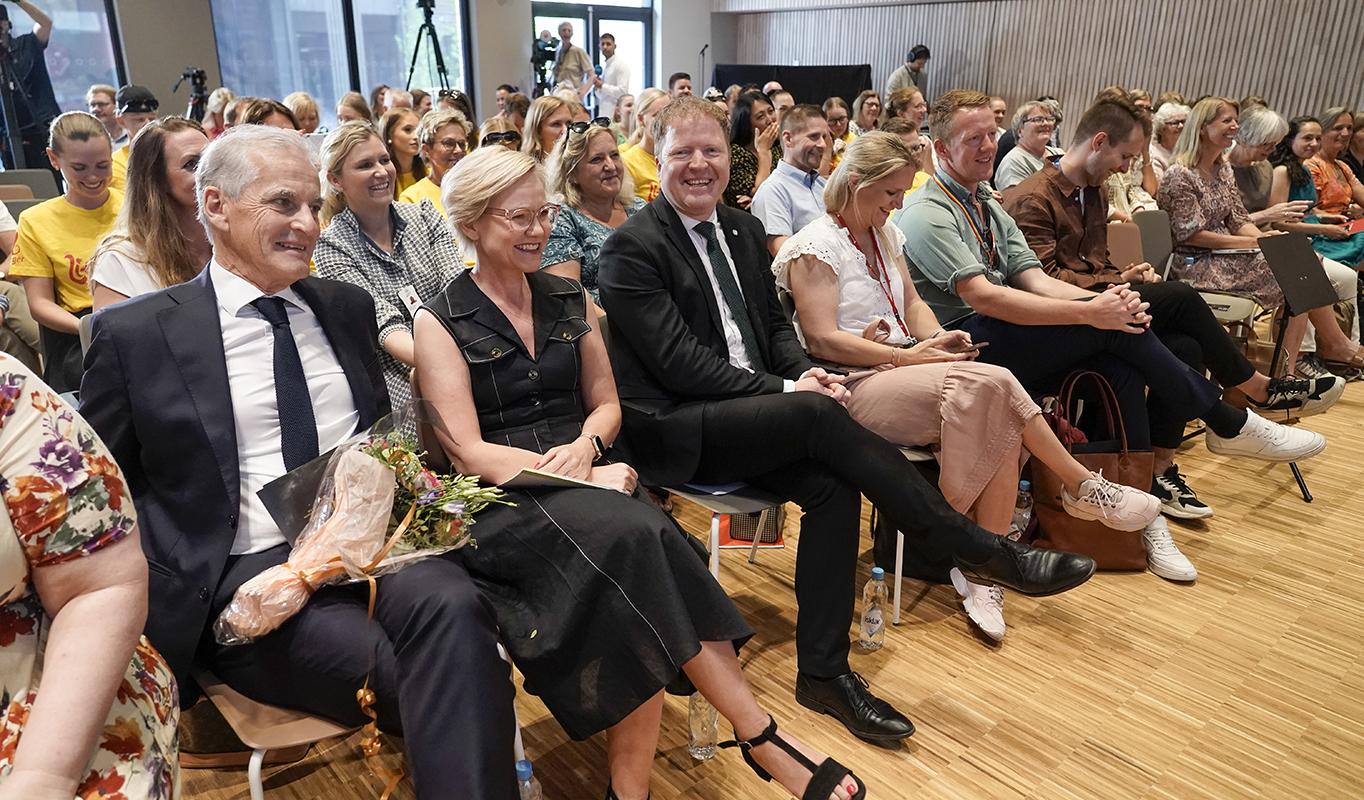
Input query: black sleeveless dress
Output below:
<box><xmin>423</xmin><ymin>270</ymin><xmax>752</xmax><ymax>740</ymax></box>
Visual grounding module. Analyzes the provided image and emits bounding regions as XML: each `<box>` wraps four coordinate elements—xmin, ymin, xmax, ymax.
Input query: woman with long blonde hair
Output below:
<box><xmin>521</xmin><ymin>95</ymin><xmax>572</xmax><ymax>162</ymax></box>
<box><xmin>90</xmin><ymin>117</ymin><xmax>211</xmax><ymax>310</ymax></box>
<box><xmin>775</xmin><ymin>132</ymin><xmax>1160</xmax><ymax>640</ymax></box>
<box><xmin>380</xmin><ymin>107</ymin><xmax>425</xmax><ymax>197</ymax></box>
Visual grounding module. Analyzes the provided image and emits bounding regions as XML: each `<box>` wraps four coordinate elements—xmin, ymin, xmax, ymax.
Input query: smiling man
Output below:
<box><xmin>751</xmin><ymin>104</ymin><xmax>830</xmax><ymax>256</ymax></box>
<box><xmin>899</xmin><ymin>91</ymin><xmax>1332</xmax><ymax>582</ymax></box>
<box><xmin>79</xmin><ymin>125</ymin><xmax>518</xmax><ymax>799</ymax></box>
<box><xmin>598</xmin><ymin>96</ymin><xmax>1097</xmax><ymax>745</ymax></box>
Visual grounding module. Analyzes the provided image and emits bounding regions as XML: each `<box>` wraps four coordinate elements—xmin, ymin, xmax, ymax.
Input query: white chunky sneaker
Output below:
<box><xmin>1143</xmin><ymin>517</ymin><xmax>1197</xmax><ymax>582</ymax></box>
<box><xmin>1205</xmin><ymin>410</ymin><xmax>1327</xmax><ymax>462</ymax></box>
<box><xmin>1061</xmin><ymin>471</ymin><xmax>1162</xmax><ymax>531</ymax></box>
<box><xmin>950</xmin><ymin>567</ymin><xmax>1006</xmax><ymax>641</ymax></box>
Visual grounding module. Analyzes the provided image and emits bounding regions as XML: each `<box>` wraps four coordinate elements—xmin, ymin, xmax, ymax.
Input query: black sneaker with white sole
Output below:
<box><xmin>1151</xmin><ymin>464</ymin><xmax>1214</xmax><ymax>520</ymax></box>
<box><xmin>1247</xmin><ymin>374</ymin><xmax>1344</xmax><ymax>417</ymax></box>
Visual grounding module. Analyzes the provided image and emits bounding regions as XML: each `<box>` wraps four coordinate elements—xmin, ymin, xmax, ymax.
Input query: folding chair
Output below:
<box><xmin>0</xmin><ymin>169</ymin><xmax>58</xmax><ymax>199</ymax></box>
<box><xmin>664</xmin><ymin>483</ymin><xmax>784</xmax><ymax>585</ymax></box>
<box><xmin>0</xmin><ymin>184</ymin><xmax>33</xmax><ymax>201</ymax></box>
<box><xmin>5</xmin><ymin>198</ymin><xmax>44</xmax><ymax>218</ymax></box>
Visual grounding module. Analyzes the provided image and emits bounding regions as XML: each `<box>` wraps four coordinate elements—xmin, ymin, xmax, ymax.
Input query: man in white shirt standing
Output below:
<box><xmin>80</xmin><ymin>126</ymin><xmax>518</xmax><ymax>800</ymax></box>
<box><xmin>593</xmin><ymin>32</ymin><xmax>630</xmax><ymax>121</ymax></box>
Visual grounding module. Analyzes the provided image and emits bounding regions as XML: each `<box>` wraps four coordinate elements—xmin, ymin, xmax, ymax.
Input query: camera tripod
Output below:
<box><xmin>406</xmin><ymin>0</ymin><xmax>450</xmax><ymax>93</ymax></box>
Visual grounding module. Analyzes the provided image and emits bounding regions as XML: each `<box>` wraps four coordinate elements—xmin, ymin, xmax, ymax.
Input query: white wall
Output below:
<box><xmin>113</xmin><ymin>0</ymin><xmax>222</xmax><ymax>97</ymax></box>
<box><xmin>653</xmin><ymin>0</ymin><xmax>714</xmax><ymax>91</ymax></box>
<box><xmin>467</xmin><ymin>0</ymin><xmax>532</xmax><ymax>121</ymax></box>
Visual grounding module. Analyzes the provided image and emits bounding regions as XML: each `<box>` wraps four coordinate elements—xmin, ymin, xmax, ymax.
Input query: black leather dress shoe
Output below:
<box><xmin>953</xmin><ymin>537</ymin><xmax>1096</xmax><ymax>597</ymax></box>
<box><xmin>795</xmin><ymin>671</ymin><xmax>915</xmax><ymax>742</ymax></box>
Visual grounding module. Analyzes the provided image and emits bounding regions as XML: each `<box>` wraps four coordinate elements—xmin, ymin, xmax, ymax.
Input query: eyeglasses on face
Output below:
<box><xmin>435</xmin><ymin>136</ymin><xmax>469</xmax><ymax>151</ymax></box>
<box><xmin>1023</xmin><ymin>115</ymin><xmax>1057</xmax><ymax>126</ymax></box>
<box><xmin>486</xmin><ymin>203</ymin><xmax>562</xmax><ymax>232</ymax></box>
<box><xmin>481</xmin><ymin>131</ymin><xmax>521</xmax><ymax>147</ymax></box>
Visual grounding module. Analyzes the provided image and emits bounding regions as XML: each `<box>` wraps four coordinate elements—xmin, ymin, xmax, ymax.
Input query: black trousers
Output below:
<box><xmin>1135</xmin><ymin>281</ymin><xmax>1257</xmax><ymax>448</ymax></box>
<box><xmin>689</xmin><ymin>392</ymin><xmax>994</xmax><ymax>678</ymax></box>
<box><xmin>956</xmin><ymin>311</ymin><xmax>1225</xmax><ymax>451</ymax></box>
<box><xmin>202</xmin><ymin>545</ymin><xmax>518</xmax><ymax>800</ymax></box>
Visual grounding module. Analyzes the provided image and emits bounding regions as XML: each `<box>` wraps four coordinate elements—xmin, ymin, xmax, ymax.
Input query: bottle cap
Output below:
<box><xmin>515</xmin><ymin>759</ymin><xmax>533</xmax><ymax>780</ymax></box>
<box><xmin>1019</xmin><ymin>480</ymin><xmax>1030</xmax><ymax>491</ymax></box>
<box><xmin>871</xmin><ymin>567</ymin><xmax>885</xmax><ymax>580</ymax></box>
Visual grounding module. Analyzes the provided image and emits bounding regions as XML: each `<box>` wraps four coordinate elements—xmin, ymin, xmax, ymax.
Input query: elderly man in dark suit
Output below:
<box><xmin>597</xmin><ymin>96</ymin><xmax>1095</xmax><ymax>745</ymax></box>
<box><xmin>79</xmin><ymin>125</ymin><xmax>516</xmax><ymax>799</ymax></box>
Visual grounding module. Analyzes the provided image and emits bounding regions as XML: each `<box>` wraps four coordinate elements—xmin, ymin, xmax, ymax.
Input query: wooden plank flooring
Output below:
<box><xmin>183</xmin><ymin>382</ymin><xmax>1364</xmax><ymax>799</ymax></box>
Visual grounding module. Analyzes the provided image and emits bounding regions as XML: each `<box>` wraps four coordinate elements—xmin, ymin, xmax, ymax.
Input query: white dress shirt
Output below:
<box><xmin>210</xmin><ymin>261</ymin><xmax>360</xmax><ymax>554</ymax></box>
<box><xmin>596</xmin><ymin>54</ymin><xmax>631</xmax><ymax>120</ymax></box>
<box><xmin>680</xmin><ymin>210</ymin><xmax>756</xmax><ymax>374</ymax></box>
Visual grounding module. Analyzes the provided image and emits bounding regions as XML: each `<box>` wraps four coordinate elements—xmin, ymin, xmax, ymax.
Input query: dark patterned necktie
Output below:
<box><xmin>251</xmin><ymin>296</ymin><xmax>319</xmax><ymax>471</ymax></box>
<box><xmin>693</xmin><ymin>221</ymin><xmax>765</xmax><ymax>371</ymax></box>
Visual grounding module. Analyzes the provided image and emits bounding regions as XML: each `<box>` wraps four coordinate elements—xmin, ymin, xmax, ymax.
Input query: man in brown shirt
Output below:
<box><xmin>1002</xmin><ymin>97</ymin><xmax>1342</xmax><ymax>520</ymax></box>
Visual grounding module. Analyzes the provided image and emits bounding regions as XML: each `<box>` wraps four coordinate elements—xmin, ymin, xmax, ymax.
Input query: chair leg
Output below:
<box><xmin>495</xmin><ymin>642</ymin><xmax>526</xmax><ymax>762</ymax></box>
<box><xmin>748</xmin><ymin>507</ymin><xmax>769</xmax><ymax>564</ymax></box>
<box><xmin>892</xmin><ymin>530</ymin><xmax>905</xmax><ymax>626</ymax></box>
<box><xmin>249</xmin><ymin>748</ymin><xmax>266</xmax><ymax>800</ymax></box>
<box><xmin>708</xmin><ymin>512</ymin><xmax>721</xmax><ymax>582</ymax></box>
<box><xmin>1290</xmin><ymin>462</ymin><xmax>1313</xmax><ymax>502</ymax></box>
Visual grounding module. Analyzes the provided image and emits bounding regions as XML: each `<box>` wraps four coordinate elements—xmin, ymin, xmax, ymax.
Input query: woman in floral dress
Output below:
<box><xmin>0</xmin><ymin>354</ymin><xmax>178</xmax><ymax>799</ymax></box>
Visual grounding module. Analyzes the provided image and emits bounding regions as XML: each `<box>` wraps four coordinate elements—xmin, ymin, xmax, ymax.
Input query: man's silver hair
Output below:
<box><xmin>196</xmin><ymin>124</ymin><xmax>317</xmax><ymax>241</ymax></box>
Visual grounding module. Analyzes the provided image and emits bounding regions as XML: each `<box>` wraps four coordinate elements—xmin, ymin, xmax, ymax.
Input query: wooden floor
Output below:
<box><xmin>184</xmin><ymin>382</ymin><xmax>1364</xmax><ymax>800</ymax></box>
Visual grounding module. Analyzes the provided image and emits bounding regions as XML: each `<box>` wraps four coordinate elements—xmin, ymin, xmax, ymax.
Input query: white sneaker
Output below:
<box><xmin>1061</xmin><ymin>471</ymin><xmax>1162</xmax><ymax>531</ymax></box>
<box><xmin>949</xmin><ymin>567</ymin><xmax>1006</xmax><ymax>641</ymax></box>
<box><xmin>1143</xmin><ymin>518</ymin><xmax>1197</xmax><ymax>582</ymax></box>
<box><xmin>1205</xmin><ymin>410</ymin><xmax>1327</xmax><ymax>462</ymax></box>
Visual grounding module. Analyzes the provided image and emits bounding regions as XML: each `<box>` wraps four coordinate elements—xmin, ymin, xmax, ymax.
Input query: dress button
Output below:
<box><xmin>491</xmin><ymin>347</ymin><xmax>503</xmax><ymax>357</ymax></box>
<box><xmin>561</xmin><ymin>331</ymin><xmax>571</xmax><ymax>340</ymax></box>
<box><xmin>198</xmin><ymin>587</ymin><xmax>211</xmax><ymax>603</ymax></box>
<box><xmin>227</xmin><ymin>513</ymin><xmax>238</xmax><ymax>529</ymax></box>
<box><xmin>528</xmin><ymin>369</ymin><xmax>540</xmax><ymax>381</ymax></box>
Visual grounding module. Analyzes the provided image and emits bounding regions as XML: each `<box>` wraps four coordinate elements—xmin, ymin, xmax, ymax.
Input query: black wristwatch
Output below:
<box><xmin>581</xmin><ymin>433</ymin><xmax>605</xmax><ymax>460</ymax></box>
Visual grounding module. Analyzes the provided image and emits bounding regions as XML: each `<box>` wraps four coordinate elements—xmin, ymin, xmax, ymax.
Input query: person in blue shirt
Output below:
<box><xmin>0</xmin><ymin>0</ymin><xmax>59</xmax><ymax>171</ymax></box>
<box><xmin>751</xmin><ymin>104</ymin><xmax>831</xmax><ymax>257</ymax></box>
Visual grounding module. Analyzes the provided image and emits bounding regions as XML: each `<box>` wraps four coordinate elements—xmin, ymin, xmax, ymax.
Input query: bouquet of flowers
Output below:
<box><xmin>213</xmin><ymin>417</ymin><xmax>509</xmax><ymax>645</ymax></box>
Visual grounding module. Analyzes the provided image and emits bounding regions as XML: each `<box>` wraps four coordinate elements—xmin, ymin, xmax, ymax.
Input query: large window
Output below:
<box><xmin>211</xmin><ymin>0</ymin><xmax>469</xmax><ymax>131</ymax></box>
<box><xmin>531</xmin><ymin>2</ymin><xmax>651</xmax><ymax>108</ymax></box>
<box><xmin>8</xmin><ymin>0</ymin><xmax>121</xmax><ymax>116</ymax></box>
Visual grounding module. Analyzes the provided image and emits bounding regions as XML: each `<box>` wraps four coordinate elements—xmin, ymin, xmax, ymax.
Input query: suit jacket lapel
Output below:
<box><xmin>158</xmin><ymin>268</ymin><xmax>239</xmax><ymax>509</ymax></box>
<box><xmin>294</xmin><ymin>277</ymin><xmax>381</xmax><ymax>428</ymax></box>
<box><xmin>653</xmin><ymin>197</ymin><xmax>726</xmax><ymax>339</ymax></box>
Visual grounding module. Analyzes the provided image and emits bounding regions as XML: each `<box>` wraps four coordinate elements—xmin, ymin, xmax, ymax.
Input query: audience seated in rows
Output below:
<box><xmin>1001</xmin><ymin>98</ymin><xmax>1342</xmax><ymax>521</ymax></box>
<box><xmin>413</xmin><ymin>144</ymin><xmax>867</xmax><ymax>800</ymax></box>
<box><xmin>80</xmin><ymin>126</ymin><xmax>521</xmax><ymax>799</ymax></box>
<box><xmin>752</xmin><ymin>105</ymin><xmax>831</xmax><ymax>256</ymax></box>
<box><xmin>598</xmin><ymin>95</ymin><xmax>1096</xmax><ymax>747</ymax></box>
<box><xmin>541</xmin><ymin>120</ymin><xmax>643</xmax><ymax>305</ymax></box>
<box><xmin>91</xmin><ymin>117</ymin><xmax>211</xmax><ymax>310</ymax></box>
<box><xmin>773</xmin><ymin>131</ymin><xmax>1158</xmax><ymax>639</ymax></box>
<box><xmin>1271</xmin><ymin>115</ymin><xmax>1364</xmax><ymax>277</ymax></box>
<box><xmin>314</xmin><ymin>122</ymin><xmax>464</xmax><ymax>414</ymax></box>
<box><xmin>1307</xmin><ymin>107</ymin><xmax>1364</xmax><ymax>264</ymax></box>
<box><xmin>993</xmin><ymin>100</ymin><xmax>1063</xmax><ymax>190</ymax></box>
<box><xmin>399</xmin><ymin>109</ymin><xmax>472</xmax><ymax>210</ymax></box>
<box><xmin>620</xmin><ymin>87</ymin><xmax>670</xmax><ymax>202</ymax></box>
<box><xmin>898</xmin><ymin>92</ymin><xmax>1328</xmax><ymax>555</ymax></box>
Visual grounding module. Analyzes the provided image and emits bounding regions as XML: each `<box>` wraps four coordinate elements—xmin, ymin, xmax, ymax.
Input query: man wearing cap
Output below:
<box><xmin>885</xmin><ymin>44</ymin><xmax>930</xmax><ymax>100</ymax></box>
<box><xmin>0</xmin><ymin>0</ymin><xmax>58</xmax><ymax>171</ymax></box>
<box><xmin>110</xmin><ymin>84</ymin><xmax>160</xmax><ymax>192</ymax></box>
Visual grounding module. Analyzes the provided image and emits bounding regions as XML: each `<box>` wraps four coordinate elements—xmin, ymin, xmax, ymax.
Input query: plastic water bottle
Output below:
<box><xmin>688</xmin><ymin>692</ymin><xmax>719</xmax><ymax>760</ymax></box>
<box><xmin>1009</xmin><ymin>480</ymin><xmax>1033</xmax><ymax>541</ymax></box>
<box><xmin>516</xmin><ymin>759</ymin><xmax>543</xmax><ymax>799</ymax></box>
<box><xmin>858</xmin><ymin>568</ymin><xmax>888</xmax><ymax>650</ymax></box>
<box><xmin>1182</xmin><ymin>255</ymin><xmax>1196</xmax><ymax>274</ymax></box>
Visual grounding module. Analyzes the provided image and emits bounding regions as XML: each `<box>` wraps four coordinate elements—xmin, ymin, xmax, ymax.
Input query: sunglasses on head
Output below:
<box><xmin>481</xmin><ymin>131</ymin><xmax>521</xmax><ymax>147</ymax></box>
<box><xmin>567</xmin><ymin>117</ymin><xmax>612</xmax><ymax>136</ymax></box>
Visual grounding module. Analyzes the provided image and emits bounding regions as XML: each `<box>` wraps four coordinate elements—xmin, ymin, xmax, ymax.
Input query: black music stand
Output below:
<box><xmin>1258</xmin><ymin>233</ymin><xmax>1340</xmax><ymax>502</ymax></box>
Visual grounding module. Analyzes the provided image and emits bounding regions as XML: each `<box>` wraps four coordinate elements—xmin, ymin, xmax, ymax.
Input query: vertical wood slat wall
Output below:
<box><xmin>730</xmin><ymin>0</ymin><xmax>1364</xmax><ymax>139</ymax></box>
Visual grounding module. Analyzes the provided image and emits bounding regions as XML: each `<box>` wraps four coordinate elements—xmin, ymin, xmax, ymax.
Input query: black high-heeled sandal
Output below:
<box><xmin>605</xmin><ymin>784</ymin><xmax>649</xmax><ymax>799</ymax></box>
<box><xmin>720</xmin><ymin>716</ymin><xmax>868</xmax><ymax>799</ymax></box>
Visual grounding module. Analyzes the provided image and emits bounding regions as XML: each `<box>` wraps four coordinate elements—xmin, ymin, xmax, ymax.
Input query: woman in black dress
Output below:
<box><xmin>414</xmin><ymin>146</ymin><xmax>866</xmax><ymax>800</ymax></box>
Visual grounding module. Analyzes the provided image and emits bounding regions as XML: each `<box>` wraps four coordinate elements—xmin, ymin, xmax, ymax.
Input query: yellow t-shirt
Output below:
<box><xmin>8</xmin><ymin>192</ymin><xmax>123</xmax><ymax>314</ymax></box>
<box><xmin>905</xmin><ymin>171</ymin><xmax>930</xmax><ymax>197</ymax></box>
<box><xmin>109</xmin><ymin>145</ymin><xmax>130</xmax><ymax>193</ymax></box>
<box><xmin>621</xmin><ymin>144</ymin><xmax>660</xmax><ymax>202</ymax></box>
<box><xmin>394</xmin><ymin>171</ymin><xmax>420</xmax><ymax>199</ymax></box>
<box><xmin>398</xmin><ymin>177</ymin><xmax>443</xmax><ymax>212</ymax></box>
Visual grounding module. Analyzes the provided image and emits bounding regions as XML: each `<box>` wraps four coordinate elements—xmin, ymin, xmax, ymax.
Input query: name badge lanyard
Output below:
<box><xmin>835</xmin><ymin>215</ymin><xmax>911</xmax><ymax>339</ymax></box>
<box><xmin>932</xmin><ymin>175</ymin><xmax>997</xmax><ymax>270</ymax></box>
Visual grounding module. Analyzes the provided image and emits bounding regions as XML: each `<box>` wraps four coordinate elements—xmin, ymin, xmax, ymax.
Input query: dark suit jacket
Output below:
<box><xmin>597</xmin><ymin>196</ymin><xmax>811</xmax><ymax>484</ymax></box>
<box><xmin>79</xmin><ymin>268</ymin><xmax>389</xmax><ymax>699</ymax></box>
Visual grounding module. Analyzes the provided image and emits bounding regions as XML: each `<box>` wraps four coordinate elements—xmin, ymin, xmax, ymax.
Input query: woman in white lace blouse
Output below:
<box><xmin>773</xmin><ymin>133</ymin><xmax>1159</xmax><ymax>642</ymax></box>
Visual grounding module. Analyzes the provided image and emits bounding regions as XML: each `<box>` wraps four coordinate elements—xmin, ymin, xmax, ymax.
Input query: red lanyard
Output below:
<box><xmin>835</xmin><ymin>215</ymin><xmax>910</xmax><ymax>339</ymax></box>
<box><xmin>932</xmin><ymin>174</ymin><xmax>997</xmax><ymax>268</ymax></box>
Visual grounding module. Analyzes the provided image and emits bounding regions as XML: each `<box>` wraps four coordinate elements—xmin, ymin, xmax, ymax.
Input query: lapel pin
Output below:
<box><xmin>730</xmin><ymin>229</ymin><xmax>738</xmax><ymax>236</ymax></box>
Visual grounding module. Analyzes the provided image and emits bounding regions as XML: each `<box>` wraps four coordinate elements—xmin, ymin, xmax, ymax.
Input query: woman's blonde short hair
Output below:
<box><xmin>545</xmin><ymin>124</ymin><xmax>635</xmax><ymax>210</ymax></box>
<box><xmin>283</xmin><ymin>91</ymin><xmax>319</xmax><ymax>123</ymax></box>
<box><xmin>443</xmin><ymin>146</ymin><xmax>543</xmax><ymax>254</ymax></box>
<box><xmin>824</xmin><ymin>131</ymin><xmax>916</xmax><ymax>214</ymax></box>
<box><xmin>521</xmin><ymin>95</ymin><xmax>570</xmax><ymax>161</ymax></box>
<box><xmin>626</xmin><ymin>87</ymin><xmax>669</xmax><ymax>147</ymax></box>
<box><xmin>418</xmin><ymin>109</ymin><xmax>472</xmax><ymax>147</ymax></box>
<box><xmin>206</xmin><ymin>87</ymin><xmax>235</xmax><ymax>116</ymax></box>
<box><xmin>1172</xmin><ymin>96</ymin><xmax>1236</xmax><ymax>168</ymax></box>
<box><xmin>318</xmin><ymin>121</ymin><xmax>384</xmax><ymax>225</ymax></box>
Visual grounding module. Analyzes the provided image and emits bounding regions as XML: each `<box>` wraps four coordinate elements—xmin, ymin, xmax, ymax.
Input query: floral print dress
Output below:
<box><xmin>0</xmin><ymin>354</ymin><xmax>179</xmax><ymax>799</ymax></box>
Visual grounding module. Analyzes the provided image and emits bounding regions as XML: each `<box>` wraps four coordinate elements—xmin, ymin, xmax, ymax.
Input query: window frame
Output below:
<box><xmin>531</xmin><ymin>1</ymin><xmax>653</xmax><ymax>92</ymax></box>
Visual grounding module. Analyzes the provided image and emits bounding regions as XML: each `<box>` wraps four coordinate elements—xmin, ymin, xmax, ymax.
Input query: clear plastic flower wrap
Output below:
<box><xmin>213</xmin><ymin>403</ymin><xmax>510</xmax><ymax>645</ymax></box>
